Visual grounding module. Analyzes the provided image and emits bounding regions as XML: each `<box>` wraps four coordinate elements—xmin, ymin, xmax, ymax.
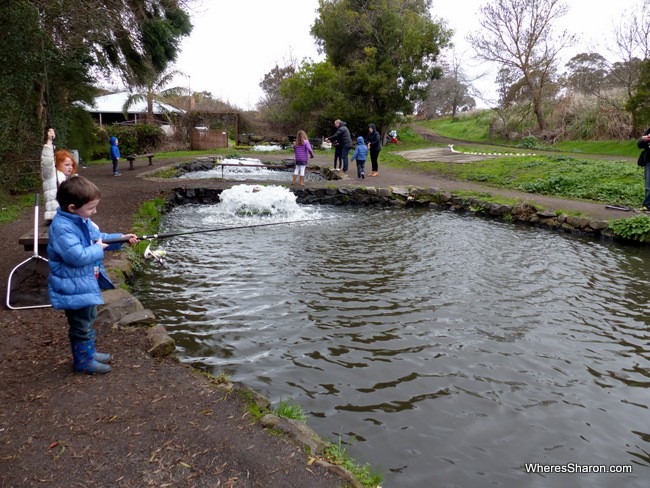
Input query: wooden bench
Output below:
<box><xmin>19</xmin><ymin>226</ymin><xmax>49</xmax><ymax>254</ymax></box>
<box><xmin>126</xmin><ymin>153</ymin><xmax>155</xmax><ymax>170</ymax></box>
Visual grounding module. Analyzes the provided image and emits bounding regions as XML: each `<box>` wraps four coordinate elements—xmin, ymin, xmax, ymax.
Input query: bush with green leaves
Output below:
<box><xmin>519</xmin><ymin>135</ymin><xmax>539</xmax><ymax>148</ymax></box>
<box><xmin>608</xmin><ymin>215</ymin><xmax>650</xmax><ymax>242</ymax></box>
<box><xmin>93</xmin><ymin>124</ymin><xmax>165</xmax><ymax>160</ymax></box>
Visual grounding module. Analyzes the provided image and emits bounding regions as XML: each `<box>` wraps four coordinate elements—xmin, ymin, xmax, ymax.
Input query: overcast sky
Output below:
<box><xmin>171</xmin><ymin>0</ymin><xmax>635</xmax><ymax>110</ymax></box>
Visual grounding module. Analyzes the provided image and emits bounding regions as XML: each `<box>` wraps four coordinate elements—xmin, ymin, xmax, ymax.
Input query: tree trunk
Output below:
<box><xmin>530</xmin><ymin>89</ymin><xmax>547</xmax><ymax>131</ymax></box>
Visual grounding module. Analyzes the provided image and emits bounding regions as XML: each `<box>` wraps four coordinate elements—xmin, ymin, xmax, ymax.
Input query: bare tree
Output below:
<box><xmin>467</xmin><ymin>0</ymin><xmax>575</xmax><ymax>131</ymax></box>
<box><xmin>605</xmin><ymin>0</ymin><xmax>650</xmax><ymax>99</ymax></box>
<box><xmin>421</xmin><ymin>53</ymin><xmax>476</xmax><ymax>118</ymax></box>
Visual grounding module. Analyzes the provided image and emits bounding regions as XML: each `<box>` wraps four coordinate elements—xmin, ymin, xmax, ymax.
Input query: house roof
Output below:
<box><xmin>80</xmin><ymin>91</ymin><xmax>185</xmax><ymax>115</ymax></box>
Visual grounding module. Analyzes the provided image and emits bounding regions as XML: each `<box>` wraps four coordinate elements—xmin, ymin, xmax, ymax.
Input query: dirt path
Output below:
<box><xmin>0</xmin><ymin>139</ymin><xmax>639</xmax><ymax>487</ymax></box>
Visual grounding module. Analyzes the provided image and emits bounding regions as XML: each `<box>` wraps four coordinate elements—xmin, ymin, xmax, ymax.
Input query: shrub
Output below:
<box><xmin>519</xmin><ymin>135</ymin><xmax>539</xmax><ymax>148</ymax></box>
<box><xmin>92</xmin><ymin>123</ymin><xmax>165</xmax><ymax>159</ymax></box>
<box><xmin>608</xmin><ymin>215</ymin><xmax>650</xmax><ymax>241</ymax></box>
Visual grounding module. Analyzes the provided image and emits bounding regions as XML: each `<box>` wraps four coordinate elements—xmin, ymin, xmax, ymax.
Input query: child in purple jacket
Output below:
<box><xmin>292</xmin><ymin>130</ymin><xmax>314</xmax><ymax>186</ymax></box>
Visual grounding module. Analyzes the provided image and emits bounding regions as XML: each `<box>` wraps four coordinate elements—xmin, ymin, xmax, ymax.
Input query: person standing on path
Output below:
<box><xmin>109</xmin><ymin>136</ymin><xmax>121</xmax><ymax>176</ymax></box>
<box><xmin>366</xmin><ymin>123</ymin><xmax>381</xmax><ymax>176</ymax></box>
<box><xmin>325</xmin><ymin>119</ymin><xmax>352</xmax><ymax>173</ymax></box>
<box><xmin>637</xmin><ymin>128</ymin><xmax>650</xmax><ymax>211</ymax></box>
<box><xmin>350</xmin><ymin>136</ymin><xmax>368</xmax><ymax>180</ymax></box>
<box><xmin>48</xmin><ymin>176</ymin><xmax>138</xmax><ymax>374</ymax></box>
<box><xmin>292</xmin><ymin>130</ymin><xmax>314</xmax><ymax>187</ymax></box>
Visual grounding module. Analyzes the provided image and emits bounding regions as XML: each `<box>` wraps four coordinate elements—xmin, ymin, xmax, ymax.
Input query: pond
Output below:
<box><xmin>134</xmin><ymin>185</ymin><xmax>650</xmax><ymax>488</ymax></box>
<box><xmin>178</xmin><ymin>157</ymin><xmax>327</xmax><ymax>183</ymax></box>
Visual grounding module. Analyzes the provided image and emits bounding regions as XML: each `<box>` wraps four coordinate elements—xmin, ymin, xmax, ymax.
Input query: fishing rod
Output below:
<box><xmin>103</xmin><ymin>218</ymin><xmax>327</xmax><ymax>244</ymax></box>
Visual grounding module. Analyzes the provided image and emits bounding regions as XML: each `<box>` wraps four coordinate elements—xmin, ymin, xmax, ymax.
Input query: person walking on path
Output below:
<box><xmin>292</xmin><ymin>130</ymin><xmax>314</xmax><ymax>187</ymax></box>
<box><xmin>367</xmin><ymin>123</ymin><xmax>381</xmax><ymax>176</ymax></box>
<box><xmin>109</xmin><ymin>136</ymin><xmax>121</xmax><ymax>176</ymax></box>
<box><xmin>48</xmin><ymin>176</ymin><xmax>138</xmax><ymax>374</ymax></box>
<box><xmin>350</xmin><ymin>135</ymin><xmax>368</xmax><ymax>180</ymax></box>
<box><xmin>325</xmin><ymin>119</ymin><xmax>352</xmax><ymax>173</ymax></box>
<box><xmin>637</xmin><ymin>128</ymin><xmax>650</xmax><ymax>211</ymax></box>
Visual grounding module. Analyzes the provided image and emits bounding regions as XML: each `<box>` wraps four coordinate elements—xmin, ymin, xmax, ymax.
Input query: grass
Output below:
<box><xmin>453</xmin><ymin>190</ymin><xmax>526</xmax><ymax>207</ymax></box>
<box><xmin>379</xmin><ymin>121</ymin><xmax>645</xmax><ymax>208</ymax></box>
<box><xmin>234</xmin><ymin>390</ymin><xmax>383</xmax><ymax>487</ymax></box>
<box><xmin>420</xmin><ymin>111</ymin><xmax>495</xmax><ymax>143</ymax></box>
<box><xmin>551</xmin><ymin>139</ymin><xmax>639</xmax><ymax>158</ymax></box>
<box><xmin>421</xmin><ymin>154</ymin><xmax>641</xmax><ymax>207</ymax></box>
<box><xmin>0</xmin><ymin>193</ymin><xmax>36</xmax><ymax>225</ymax></box>
<box><xmin>273</xmin><ymin>398</ymin><xmax>307</xmax><ymax>422</ymax></box>
<box><xmin>420</xmin><ymin>110</ymin><xmax>639</xmax><ymax>157</ymax></box>
<box><xmin>324</xmin><ymin>437</ymin><xmax>384</xmax><ymax>488</ymax></box>
<box><xmin>125</xmin><ymin>197</ymin><xmax>168</xmax><ymax>269</ymax></box>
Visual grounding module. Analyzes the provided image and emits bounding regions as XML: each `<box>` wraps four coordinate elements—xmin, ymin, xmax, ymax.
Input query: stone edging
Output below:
<box><xmin>170</xmin><ymin>185</ymin><xmax>649</xmax><ymax>245</ymax></box>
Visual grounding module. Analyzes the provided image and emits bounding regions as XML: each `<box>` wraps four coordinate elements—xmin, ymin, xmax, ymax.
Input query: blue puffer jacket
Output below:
<box><xmin>109</xmin><ymin>136</ymin><xmax>120</xmax><ymax>160</ymax></box>
<box><xmin>350</xmin><ymin>136</ymin><xmax>369</xmax><ymax>162</ymax></box>
<box><xmin>48</xmin><ymin>208</ymin><xmax>123</xmax><ymax>310</ymax></box>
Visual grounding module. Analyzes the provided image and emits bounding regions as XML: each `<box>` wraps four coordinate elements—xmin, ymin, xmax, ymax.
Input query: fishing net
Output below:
<box><xmin>6</xmin><ymin>255</ymin><xmax>51</xmax><ymax>309</ymax></box>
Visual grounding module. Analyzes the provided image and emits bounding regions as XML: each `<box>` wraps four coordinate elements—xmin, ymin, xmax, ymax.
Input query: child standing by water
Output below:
<box><xmin>109</xmin><ymin>136</ymin><xmax>121</xmax><ymax>176</ymax></box>
<box><xmin>292</xmin><ymin>130</ymin><xmax>314</xmax><ymax>187</ymax></box>
<box><xmin>332</xmin><ymin>139</ymin><xmax>342</xmax><ymax>170</ymax></box>
<box><xmin>48</xmin><ymin>176</ymin><xmax>138</xmax><ymax>374</ymax></box>
<box><xmin>350</xmin><ymin>136</ymin><xmax>369</xmax><ymax>180</ymax></box>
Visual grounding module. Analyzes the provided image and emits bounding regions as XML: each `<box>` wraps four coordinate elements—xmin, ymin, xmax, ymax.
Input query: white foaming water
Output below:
<box><xmin>179</xmin><ymin>158</ymin><xmax>268</xmax><ymax>180</ymax></box>
<box><xmin>198</xmin><ymin>184</ymin><xmax>318</xmax><ymax>222</ymax></box>
<box><xmin>251</xmin><ymin>145</ymin><xmax>283</xmax><ymax>151</ymax></box>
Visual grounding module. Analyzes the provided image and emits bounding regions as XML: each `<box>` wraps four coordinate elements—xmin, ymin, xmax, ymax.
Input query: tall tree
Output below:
<box><xmin>563</xmin><ymin>53</ymin><xmax>610</xmax><ymax>95</ymax></box>
<box><xmin>421</xmin><ymin>77</ymin><xmax>475</xmax><ymax>118</ymax></box>
<box><xmin>310</xmin><ymin>0</ymin><xmax>451</xmax><ymax>136</ymax></box>
<box><xmin>123</xmin><ymin>69</ymin><xmax>186</xmax><ymax>124</ymax></box>
<box><xmin>605</xmin><ymin>0</ymin><xmax>650</xmax><ymax>134</ymax></box>
<box><xmin>28</xmin><ymin>0</ymin><xmax>193</xmax><ymax>87</ymax></box>
<box><xmin>468</xmin><ymin>0</ymin><xmax>575</xmax><ymax>131</ymax></box>
<box><xmin>0</xmin><ymin>0</ymin><xmax>192</xmax><ymax>175</ymax></box>
<box><xmin>421</xmin><ymin>53</ymin><xmax>476</xmax><ymax>118</ymax></box>
<box><xmin>626</xmin><ymin>59</ymin><xmax>650</xmax><ymax>133</ymax></box>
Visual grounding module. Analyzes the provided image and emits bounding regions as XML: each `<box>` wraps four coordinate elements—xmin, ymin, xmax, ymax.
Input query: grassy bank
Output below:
<box><xmin>419</xmin><ymin>110</ymin><xmax>639</xmax><ymax>157</ymax></box>
<box><xmin>380</xmin><ymin>119</ymin><xmax>644</xmax><ymax>208</ymax></box>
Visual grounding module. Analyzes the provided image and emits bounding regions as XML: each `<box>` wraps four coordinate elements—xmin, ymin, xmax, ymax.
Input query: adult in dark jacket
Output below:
<box><xmin>326</xmin><ymin>119</ymin><xmax>352</xmax><ymax>172</ymax></box>
<box><xmin>366</xmin><ymin>123</ymin><xmax>382</xmax><ymax>176</ymax></box>
<box><xmin>637</xmin><ymin>127</ymin><xmax>650</xmax><ymax>211</ymax></box>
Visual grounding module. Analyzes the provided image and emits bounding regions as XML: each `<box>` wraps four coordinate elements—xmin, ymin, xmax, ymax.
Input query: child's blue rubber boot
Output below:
<box><xmin>94</xmin><ymin>351</ymin><xmax>112</xmax><ymax>363</ymax></box>
<box><xmin>71</xmin><ymin>340</ymin><xmax>112</xmax><ymax>374</ymax></box>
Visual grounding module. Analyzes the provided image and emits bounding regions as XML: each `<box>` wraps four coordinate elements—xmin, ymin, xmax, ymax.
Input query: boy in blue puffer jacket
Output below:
<box><xmin>350</xmin><ymin>136</ymin><xmax>369</xmax><ymax>180</ymax></box>
<box><xmin>48</xmin><ymin>176</ymin><xmax>138</xmax><ymax>374</ymax></box>
<box><xmin>109</xmin><ymin>136</ymin><xmax>121</xmax><ymax>176</ymax></box>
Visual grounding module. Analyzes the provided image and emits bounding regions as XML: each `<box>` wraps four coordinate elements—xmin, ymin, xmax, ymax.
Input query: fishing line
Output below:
<box><xmin>103</xmin><ymin>218</ymin><xmax>329</xmax><ymax>244</ymax></box>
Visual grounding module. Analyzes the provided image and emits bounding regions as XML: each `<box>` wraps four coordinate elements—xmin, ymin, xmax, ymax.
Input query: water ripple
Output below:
<box><xmin>136</xmin><ymin>197</ymin><xmax>650</xmax><ymax>487</ymax></box>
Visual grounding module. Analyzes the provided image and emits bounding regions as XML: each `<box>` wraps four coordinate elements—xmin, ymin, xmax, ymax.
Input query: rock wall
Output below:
<box><xmin>170</xmin><ymin>186</ymin><xmax>649</xmax><ymax>245</ymax></box>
